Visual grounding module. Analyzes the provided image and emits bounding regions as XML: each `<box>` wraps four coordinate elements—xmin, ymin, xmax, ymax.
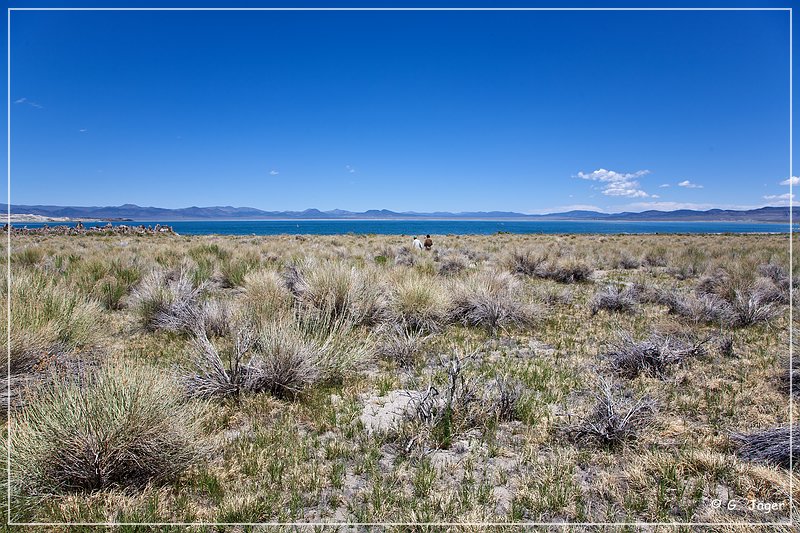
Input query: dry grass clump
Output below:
<box><xmin>505</xmin><ymin>249</ymin><xmax>548</xmax><ymax>277</ymax></box>
<box><xmin>11</xmin><ymin>361</ymin><xmax>204</xmax><ymax>495</ymax></box>
<box><xmin>689</xmin><ymin>264</ymin><xmax>787</xmax><ymax>326</ymax></box>
<box><xmin>394</xmin><ymin>246</ymin><xmax>416</xmax><ymax>266</ymax></box>
<box><xmin>614</xmin><ymin>251</ymin><xmax>642</xmax><ymax>270</ymax></box>
<box><xmin>184</xmin><ymin>327</ymin><xmax>254</xmax><ymax>400</ymax></box>
<box><xmin>448</xmin><ymin>270</ymin><xmax>538</xmax><ymax>332</ymax></box>
<box><xmin>589</xmin><ymin>284</ymin><xmax>639</xmax><ymax>316</ymax></box>
<box><xmin>2</xmin><ymin>270</ymin><xmax>104</xmax><ymax>373</ymax></box>
<box><xmin>186</xmin><ymin>313</ymin><xmax>371</xmax><ymax>401</ymax></box>
<box><xmin>731</xmin><ymin>426</ymin><xmax>799</xmax><ymax>468</ymax></box>
<box><xmin>376</xmin><ymin>325</ymin><xmax>429</xmax><ymax>367</ymax></box>
<box><xmin>388</xmin><ymin>272</ymin><xmax>449</xmax><ymax>332</ymax></box>
<box><xmin>199</xmin><ymin>298</ymin><xmax>236</xmax><ymax>338</ymax></box>
<box><xmin>504</xmin><ymin>249</ymin><xmax>593</xmax><ymax>283</ymax></box>
<box><xmin>244</xmin><ymin>321</ymin><xmax>323</xmax><ymax>399</ymax></box>
<box><xmin>434</xmin><ymin>250</ymin><xmax>469</xmax><ymax>276</ymax></box>
<box><xmin>241</xmin><ymin>269</ymin><xmax>294</xmax><ymax>323</ymax></box>
<box><xmin>543</xmin><ymin>258</ymin><xmax>594</xmax><ymax>284</ymax></box>
<box><xmin>131</xmin><ymin>269</ymin><xmax>207</xmax><ymax>332</ymax></box>
<box><xmin>572</xmin><ymin>378</ymin><xmax>656</xmax><ymax>447</ymax></box>
<box><xmin>283</xmin><ymin>260</ymin><xmax>388</xmax><ymax>326</ymax></box>
<box><xmin>606</xmin><ymin>331</ymin><xmax>707</xmax><ymax>378</ymax></box>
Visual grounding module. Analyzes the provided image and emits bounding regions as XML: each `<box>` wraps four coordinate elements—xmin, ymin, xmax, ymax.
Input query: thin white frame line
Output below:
<box><xmin>789</xmin><ymin>6</ymin><xmax>794</xmax><ymax>526</ymax></box>
<box><xmin>5</xmin><ymin>4</ymin><xmax>795</xmax><ymax>528</ymax></box>
<box><xmin>5</xmin><ymin>5</ymin><xmax>10</xmax><ymax>523</ymax></box>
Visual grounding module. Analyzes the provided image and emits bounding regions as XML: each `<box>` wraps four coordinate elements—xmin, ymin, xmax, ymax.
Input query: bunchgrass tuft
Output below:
<box><xmin>130</xmin><ymin>269</ymin><xmax>206</xmax><ymax>333</ymax></box>
<box><xmin>448</xmin><ymin>270</ymin><xmax>537</xmax><ymax>332</ymax></box>
<box><xmin>11</xmin><ymin>361</ymin><xmax>205</xmax><ymax>496</ymax></box>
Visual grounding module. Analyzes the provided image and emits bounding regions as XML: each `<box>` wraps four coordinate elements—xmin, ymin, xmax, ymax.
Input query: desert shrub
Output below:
<box><xmin>506</xmin><ymin>250</ymin><xmax>593</xmax><ymax>283</ymax></box>
<box><xmin>572</xmin><ymin>378</ymin><xmax>656</xmax><ymax>446</ymax></box>
<box><xmin>667</xmin><ymin>246</ymin><xmax>708</xmax><ymax>280</ymax></box>
<box><xmin>130</xmin><ymin>269</ymin><xmax>206</xmax><ymax>332</ymax></box>
<box><xmin>504</xmin><ymin>249</ymin><xmax>548</xmax><ymax>277</ymax></box>
<box><xmin>589</xmin><ymin>284</ymin><xmax>638</xmax><ymax>316</ymax></box>
<box><xmin>436</xmin><ymin>253</ymin><xmax>468</xmax><ymax>276</ymax></box>
<box><xmin>643</xmin><ymin>246</ymin><xmax>668</xmax><ymax>267</ymax></box>
<box><xmin>295</xmin><ymin>309</ymin><xmax>373</xmax><ymax>381</ymax></box>
<box><xmin>731</xmin><ymin>426</ymin><xmax>799</xmax><ymax>468</ymax></box>
<box><xmin>241</xmin><ymin>269</ymin><xmax>294</xmax><ymax>323</ymax></box>
<box><xmin>729</xmin><ymin>289</ymin><xmax>783</xmax><ymax>327</ymax></box>
<box><xmin>750</xmin><ymin>277</ymin><xmax>789</xmax><ymax>305</ymax></box>
<box><xmin>716</xmin><ymin>334</ymin><xmax>735</xmax><ymax>357</ymax></box>
<box><xmin>394</xmin><ymin>247</ymin><xmax>416</xmax><ymax>267</ymax></box>
<box><xmin>184</xmin><ymin>327</ymin><xmax>254</xmax><ymax>399</ymax></box>
<box><xmin>388</xmin><ymin>272</ymin><xmax>449</xmax><ymax>332</ymax></box>
<box><xmin>11</xmin><ymin>361</ymin><xmax>204</xmax><ymax>495</ymax></box>
<box><xmin>200</xmin><ymin>298</ymin><xmax>235</xmax><ymax>337</ymax></box>
<box><xmin>606</xmin><ymin>332</ymin><xmax>707</xmax><ymax>378</ymax></box>
<box><xmin>377</xmin><ymin>325</ymin><xmax>429</xmax><ymax>367</ymax></box>
<box><xmin>614</xmin><ymin>252</ymin><xmax>641</xmax><ymax>270</ymax></box>
<box><xmin>399</xmin><ymin>351</ymin><xmax>522</xmax><ymax>451</ymax></box>
<box><xmin>483</xmin><ymin>374</ymin><xmax>524</xmax><ymax>422</ymax></box>
<box><xmin>283</xmin><ymin>260</ymin><xmax>388</xmax><ymax>326</ymax></box>
<box><xmin>757</xmin><ymin>262</ymin><xmax>790</xmax><ymax>287</ymax></box>
<box><xmin>186</xmin><ymin>314</ymin><xmax>371</xmax><ymax>401</ymax></box>
<box><xmin>656</xmin><ymin>289</ymin><xmax>734</xmax><ymax>325</ymax></box>
<box><xmin>1</xmin><ymin>270</ymin><xmax>104</xmax><ymax>372</ymax></box>
<box><xmin>695</xmin><ymin>267</ymin><xmax>733</xmax><ymax>299</ymax></box>
<box><xmin>531</xmin><ymin>285</ymin><xmax>574</xmax><ymax>306</ymax></box>
<box><xmin>244</xmin><ymin>321</ymin><xmax>323</xmax><ymax>399</ymax></box>
<box><xmin>448</xmin><ymin>270</ymin><xmax>537</xmax><ymax>332</ymax></box>
<box><xmin>543</xmin><ymin>258</ymin><xmax>594</xmax><ymax>284</ymax></box>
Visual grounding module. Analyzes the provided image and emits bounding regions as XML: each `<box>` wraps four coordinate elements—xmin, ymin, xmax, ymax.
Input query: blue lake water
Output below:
<box><xmin>12</xmin><ymin>219</ymin><xmax>794</xmax><ymax>235</ymax></box>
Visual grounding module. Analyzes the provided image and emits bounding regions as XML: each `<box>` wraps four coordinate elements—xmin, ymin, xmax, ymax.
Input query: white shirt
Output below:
<box><xmin>413</xmin><ymin>238</ymin><xmax>423</xmax><ymax>249</ymax></box>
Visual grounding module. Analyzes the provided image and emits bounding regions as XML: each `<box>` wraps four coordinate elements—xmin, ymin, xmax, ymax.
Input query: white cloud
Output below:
<box><xmin>269</xmin><ymin>169</ymin><xmax>279</xmax><ymax>176</ymax></box>
<box><xmin>575</xmin><ymin>168</ymin><xmax>651</xmax><ymax>198</ymax></box>
<box><xmin>79</xmin><ymin>128</ymin><xmax>88</xmax><ymax>133</ymax></box>
<box><xmin>345</xmin><ymin>165</ymin><xmax>356</xmax><ymax>174</ymax></box>
<box><xmin>14</xmin><ymin>97</ymin><xmax>42</xmax><ymax>109</ymax></box>
<box><xmin>651</xmin><ymin>194</ymin><xmax>660</xmax><ymax>199</ymax></box>
<box><xmin>780</xmin><ymin>176</ymin><xmax>800</xmax><ymax>186</ymax></box>
<box><xmin>677</xmin><ymin>180</ymin><xmax>703</xmax><ymax>189</ymax></box>
<box><xmin>764</xmin><ymin>192</ymin><xmax>794</xmax><ymax>205</ymax></box>
<box><xmin>622</xmin><ymin>201</ymin><xmax>761</xmax><ymax>211</ymax></box>
<box><xmin>659</xmin><ymin>183</ymin><xmax>670</xmax><ymax>188</ymax></box>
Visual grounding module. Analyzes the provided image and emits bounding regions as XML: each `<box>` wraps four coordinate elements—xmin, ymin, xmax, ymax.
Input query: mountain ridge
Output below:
<box><xmin>2</xmin><ymin>204</ymin><xmax>796</xmax><ymax>222</ymax></box>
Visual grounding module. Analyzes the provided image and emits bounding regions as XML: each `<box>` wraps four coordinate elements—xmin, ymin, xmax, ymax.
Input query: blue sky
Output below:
<box><xmin>5</xmin><ymin>3</ymin><xmax>795</xmax><ymax>213</ymax></box>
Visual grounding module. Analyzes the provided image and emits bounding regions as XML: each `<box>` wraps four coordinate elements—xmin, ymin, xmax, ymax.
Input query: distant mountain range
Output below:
<box><xmin>2</xmin><ymin>203</ymin><xmax>797</xmax><ymax>222</ymax></box>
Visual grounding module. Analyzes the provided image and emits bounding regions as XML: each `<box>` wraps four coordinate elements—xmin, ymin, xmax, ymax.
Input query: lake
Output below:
<box><xmin>11</xmin><ymin>219</ymin><xmax>794</xmax><ymax>235</ymax></box>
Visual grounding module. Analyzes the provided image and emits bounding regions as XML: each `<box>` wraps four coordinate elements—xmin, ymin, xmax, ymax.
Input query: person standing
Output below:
<box><xmin>412</xmin><ymin>236</ymin><xmax>423</xmax><ymax>250</ymax></box>
<box><xmin>424</xmin><ymin>234</ymin><xmax>433</xmax><ymax>250</ymax></box>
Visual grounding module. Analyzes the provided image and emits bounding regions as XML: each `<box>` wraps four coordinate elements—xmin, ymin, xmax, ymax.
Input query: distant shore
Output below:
<box><xmin>8</xmin><ymin>214</ymin><xmax>131</xmax><ymax>223</ymax></box>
